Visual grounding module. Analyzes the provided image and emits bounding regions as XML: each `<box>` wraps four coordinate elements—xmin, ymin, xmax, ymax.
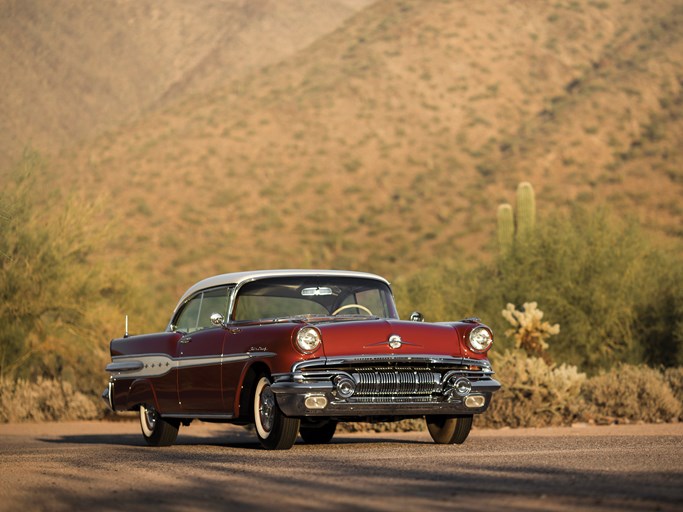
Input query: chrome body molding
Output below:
<box><xmin>105</xmin><ymin>361</ymin><xmax>145</xmax><ymax>372</ymax></box>
<box><xmin>290</xmin><ymin>355</ymin><xmax>494</xmax><ymax>373</ymax></box>
<box><xmin>106</xmin><ymin>352</ymin><xmax>276</xmax><ymax>379</ymax></box>
<box><xmin>163</xmin><ymin>413</ymin><xmax>234</xmax><ymax>420</ymax></box>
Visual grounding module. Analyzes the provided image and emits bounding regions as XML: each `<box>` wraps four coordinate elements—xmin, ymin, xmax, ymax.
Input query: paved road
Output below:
<box><xmin>0</xmin><ymin>421</ymin><xmax>681</xmax><ymax>511</ymax></box>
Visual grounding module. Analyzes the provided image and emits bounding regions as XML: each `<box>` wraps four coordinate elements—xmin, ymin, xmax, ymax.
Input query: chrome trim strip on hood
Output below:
<box><xmin>291</xmin><ymin>355</ymin><xmax>493</xmax><ymax>372</ymax></box>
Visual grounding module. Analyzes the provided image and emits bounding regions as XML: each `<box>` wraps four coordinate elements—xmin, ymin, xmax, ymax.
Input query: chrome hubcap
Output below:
<box><xmin>145</xmin><ymin>407</ymin><xmax>157</xmax><ymax>430</ymax></box>
<box><xmin>259</xmin><ymin>386</ymin><xmax>275</xmax><ymax>433</ymax></box>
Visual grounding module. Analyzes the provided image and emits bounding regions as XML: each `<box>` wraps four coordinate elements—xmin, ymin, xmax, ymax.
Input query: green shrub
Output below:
<box><xmin>487</xmin><ymin>208</ymin><xmax>657</xmax><ymax>370</ymax></box>
<box><xmin>478</xmin><ymin>350</ymin><xmax>586</xmax><ymax>428</ymax></box>
<box><xmin>582</xmin><ymin>364</ymin><xmax>682</xmax><ymax>423</ymax></box>
<box><xmin>0</xmin><ymin>150</ymin><xmax>144</xmax><ymax>394</ymax></box>
<box><xmin>0</xmin><ymin>377</ymin><xmax>100</xmax><ymax>423</ymax></box>
<box><xmin>396</xmin><ymin>196</ymin><xmax>683</xmax><ymax>372</ymax></box>
<box><xmin>393</xmin><ymin>258</ymin><xmax>481</xmax><ymax>321</ymax></box>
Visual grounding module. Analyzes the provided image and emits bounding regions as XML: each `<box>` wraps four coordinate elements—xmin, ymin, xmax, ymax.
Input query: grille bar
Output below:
<box><xmin>353</xmin><ymin>370</ymin><xmax>440</xmax><ymax>396</ymax></box>
<box><xmin>349</xmin><ymin>396</ymin><xmax>435</xmax><ymax>404</ymax></box>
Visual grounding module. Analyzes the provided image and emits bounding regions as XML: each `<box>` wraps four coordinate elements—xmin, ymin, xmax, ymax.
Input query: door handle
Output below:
<box><xmin>180</xmin><ymin>335</ymin><xmax>192</xmax><ymax>344</ymax></box>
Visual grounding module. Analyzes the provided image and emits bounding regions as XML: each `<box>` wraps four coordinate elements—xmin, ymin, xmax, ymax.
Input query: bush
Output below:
<box><xmin>0</xmin><ymin>377</ymin><xmax>100</xmax><ymax>423</ymax></box>
<box><xmin>393</xmin><ymin>257</ymin><xmax>481</xmax><ymax>321</ymax></box>
<box><xmin>664</xmin><ymin>367</ymin><xmax>683</xmax><ymax>406</ymax></box>
<box><xmin>0</xmin><ymin>150</ymin><xmax>144</xmax><ymax>395</ymax></box>
<box><xmin>488</xmin><ymin>208</ymin><xmax>663</xmax><ymax>370</ymax></box>
<box><xmin>394</xmin><ymin>201</ymin><xmax>683</xmax><ymax>372</ymax></box>
<box><xmin>582</xmin><ymin>364</ymin><xmax>682</xmax><ymax>423</ymax></box>
<box><xmin>478</xmin><ymin>350</ymin><xmax>586</xmax><ymax>428</ymax></box>
<box><xmin>339</xmin><ymin>419</ymin><xmax>425</xmax><ymax>434</ymax></box>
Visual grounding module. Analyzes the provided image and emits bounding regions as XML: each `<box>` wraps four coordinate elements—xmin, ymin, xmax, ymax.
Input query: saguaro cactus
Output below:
<box><xmin>496</xmin><ymin>182</ymin><xmax>537</xmax><ymax>253</ymax></box>
<box><xmin>497</xmin><ymin>203</ymin><xmax>514</xmax><ymax>253</ymax></box>
<box><xmin>515</xmin><ymin>181</ymin><xmax>536</xmax><ymax>242</ymax></box>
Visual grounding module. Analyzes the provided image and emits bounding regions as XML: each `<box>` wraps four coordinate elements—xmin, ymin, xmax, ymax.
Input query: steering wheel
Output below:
<box><xmin>332</xmin><ymin>304</ymin><xmax>373</xmax><ymax>316</ymax></box>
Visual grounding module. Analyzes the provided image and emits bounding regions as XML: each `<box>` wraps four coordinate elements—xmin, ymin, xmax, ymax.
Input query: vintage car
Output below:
<box><xmin>103</xmin><ymin>270</ymin><xmax>500</xmax><ymax>450</ymax></box>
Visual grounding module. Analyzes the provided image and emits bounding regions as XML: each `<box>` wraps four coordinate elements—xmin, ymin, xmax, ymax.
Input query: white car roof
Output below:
<box><xmin>174</xmin><ymin>269</ymin><xmax>391</xmax><ymax>312</ymax></box>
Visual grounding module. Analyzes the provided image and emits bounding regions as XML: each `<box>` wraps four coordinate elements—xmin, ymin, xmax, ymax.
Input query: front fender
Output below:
<box><xmin>126</xmin><ymin>379</ymin><xmax>159</xmax><ymax>411</ymax></box>
<box><xmin>232</xmin><ymin>359</ymin><xmax>273</xmax><ymax>419</ymax></box>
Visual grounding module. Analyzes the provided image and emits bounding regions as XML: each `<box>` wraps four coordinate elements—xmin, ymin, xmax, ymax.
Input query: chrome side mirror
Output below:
<box><xmin>409</xmin><ymin>311</ymin><xmax>424</xmax><ymax>322</ymax></box>
<box><xmin>210</xmin><ymin>313</ymin><xmax>225</xmax><ymax>326</ymax></box>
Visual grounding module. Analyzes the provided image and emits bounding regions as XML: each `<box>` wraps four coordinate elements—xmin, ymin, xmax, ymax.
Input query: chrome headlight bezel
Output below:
<box><xmin>468</xmin><ymin>326</ymin><xmax>493</xmax><ymax>353</ymax></box>
<box><xmin>295</xmin><ymin>326</ymin><xmax>322</xmax><ymax>354</ymax></box>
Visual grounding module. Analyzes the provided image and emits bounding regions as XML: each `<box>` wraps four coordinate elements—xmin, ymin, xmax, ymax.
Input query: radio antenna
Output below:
<box><xmin>124</xmin><ymin>315</ymin><xmax>129</xmax><ymax>338</ymax></box>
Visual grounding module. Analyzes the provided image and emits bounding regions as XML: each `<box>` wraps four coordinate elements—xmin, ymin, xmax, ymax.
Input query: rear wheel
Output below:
<box><xmin>425</xmin><ymin>415</ymin><xmax>473</xmax><ymax>444</ymax></box>
<box><xmin>299</xmin><ymin>421</ymin><xmax>337</xmax><ymax>444</ymax></box>
<box><xmin>139</xmin><ymin>404</ymin><xmax>180</xmax><ymax>447</ymax></box>
<box><xmin>253</xmin><ymin>376</ymin><xmax>300</xmax><ymax>450</ymax></box>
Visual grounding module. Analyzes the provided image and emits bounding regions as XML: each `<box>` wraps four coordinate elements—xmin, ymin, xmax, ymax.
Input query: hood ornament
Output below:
<box><xmin>388</xmin><ymin>334</ymin><xmax>403</xmax><ymax>349</ymax></box>
<box><xmin>364</xmin><ymin>334</ymin><xmax>420</xmax><ymax>350</ymax></box>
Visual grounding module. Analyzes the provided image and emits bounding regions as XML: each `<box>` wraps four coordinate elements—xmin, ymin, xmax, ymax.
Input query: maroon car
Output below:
<box><xmin>103</xmin><ymin>270</ymin><xmax>500</xmax><ymax>450</ymax></box>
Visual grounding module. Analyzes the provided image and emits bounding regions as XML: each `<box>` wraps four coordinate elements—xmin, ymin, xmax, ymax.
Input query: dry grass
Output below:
<box><xmin>665</xmin><ymin>367</ymin><xmax>683</xmax><ymax>407</ymax></box>
<box><xmin>583</xmin><ymin>365</ymin><xmax>682</xmax><ymax>423</ymax></box>
<box><xmin>478</xmin><ymin>350</ymin><xmax>587</xmax><ymax>428</ymax></box>
<box><xmin>0</xmin><ymin>378</ymin><xmax>100</xmax><ymax>423</ymax></box>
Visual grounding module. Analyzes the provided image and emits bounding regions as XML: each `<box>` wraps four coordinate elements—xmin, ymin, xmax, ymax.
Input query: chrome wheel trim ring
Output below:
<box><xmin>255</xmin><ymin>377</ymin><xmax>275</xmax><ymax>439</ymax></box>
<box><xmin>140</xmin><ymin>405</ymin><xmax>157</xmax><ymax>437</ymax></box>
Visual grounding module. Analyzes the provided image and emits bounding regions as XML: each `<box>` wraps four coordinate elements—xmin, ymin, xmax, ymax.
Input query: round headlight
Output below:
<box><xmin>468</xmin><ymin>327</ymin><xmax>493</xmax><ymax>352</ymax></box>
<box><xmin>296</xmin><ymin>326</ymin><xmax>322</xmax><ymax>354</ymax></box>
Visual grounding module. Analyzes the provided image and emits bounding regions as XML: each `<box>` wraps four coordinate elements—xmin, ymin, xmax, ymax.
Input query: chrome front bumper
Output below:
<box><xmin>271</xmin><ymin>355</ymin><xmax>501</xmax><ymax>418</ymax></box>
<box><xmin>101</xmin><ymin>380</ymin><xmax>114</xmax><ymax>411</ymax></box>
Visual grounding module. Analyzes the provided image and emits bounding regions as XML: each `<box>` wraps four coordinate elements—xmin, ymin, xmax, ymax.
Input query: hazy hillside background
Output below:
<box><xmin>2</xmin><ymin>0</ymin><xmax>682</xmax><ymax>328</ymax></box>
<box><xmin>0</xmin><ymin>0</ymin><xmax>374</xmax><ymax>166</ymax></box>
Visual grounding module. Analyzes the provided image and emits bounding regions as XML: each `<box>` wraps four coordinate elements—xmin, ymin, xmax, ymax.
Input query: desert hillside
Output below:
<box><xmin>4</xmin><ymin>0</ymin><xmax>682</xmax><ymax>316</ymax></box>
<box><xmin>0</xmin><ymin>0</ymin><xmax>374</xmax><ymax>166</ymax></box>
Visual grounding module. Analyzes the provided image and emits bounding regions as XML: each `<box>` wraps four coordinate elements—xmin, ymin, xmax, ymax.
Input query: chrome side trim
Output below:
<box><xmin>163</xmin><ymin>413</ymin><xmax>234</xmax><ymax>420</ymax></box>
<box><xmin>105</xmin><ymin>361</ymin><xmax>144</xmax><ymax>372</ymax></box>
<box><xmin>107</xmin><ymin>352</ymin><xmax>276</xmax><ymax>379</ymax></box>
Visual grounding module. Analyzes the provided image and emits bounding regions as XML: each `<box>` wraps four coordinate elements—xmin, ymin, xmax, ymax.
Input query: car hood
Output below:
<box><xmin>312</xmin><ymin>318</ymin><xmax>463</xmax><ymax>358</ymax></box>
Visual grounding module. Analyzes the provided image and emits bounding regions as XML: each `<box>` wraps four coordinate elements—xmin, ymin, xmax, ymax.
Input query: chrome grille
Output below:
<box><xmin>352</xmin><ymin>368</ymin><xmax>440</xmax><ymax>397</ymax></box>
<box><xmin>293</xmin><ymin>357</ymin><xmax>495</xmax><ymax>402</ymax></box>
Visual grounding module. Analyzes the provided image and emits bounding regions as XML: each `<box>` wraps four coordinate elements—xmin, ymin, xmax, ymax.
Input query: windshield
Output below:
<box><xmin>232</xmin><ymin>276</ymin><xmax>398</xmax><ymax>321</ymax></box>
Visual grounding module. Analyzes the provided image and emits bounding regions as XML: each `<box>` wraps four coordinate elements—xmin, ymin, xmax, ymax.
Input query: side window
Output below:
<box><xmin>197</xmin><ymin>287</ymin><xmax>230</xmax><ymax>328</ymax></box>
<box><xmin>174</xmin><ymin>287</ymin><xmax>230</xmax><ymax>333</ymax></box>
<box><xmin>175</xmin><ymin>295</ymin><xmax>202</xmax><ymax>333</ymax></box>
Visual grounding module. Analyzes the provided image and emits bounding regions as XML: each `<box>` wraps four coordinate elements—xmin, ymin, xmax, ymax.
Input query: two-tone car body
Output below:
<box><xmin>104</xmin><ymin>270</ymin><xmax>500</xmax><ymax>449</ymax></box>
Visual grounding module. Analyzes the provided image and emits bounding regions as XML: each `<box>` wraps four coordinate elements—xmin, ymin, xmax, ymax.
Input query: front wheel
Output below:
<box><xmin>253</xmin><ymin>376</ymin><xmax>300</xmax><ymax>450</ymax></box>
<box><xmin>299</xmin><ymin>421</ymin><xmax>337</xmax><ymax>444</ymax></box>
<box><xmin>425</xmin><ymin>415</ymin><xmax>473</xmax><ymax>444</ymax></box>
<box><xmin>139</xmin><ymin>404</ymin><xmax>180</xmax><ymax>447</ymax></box>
